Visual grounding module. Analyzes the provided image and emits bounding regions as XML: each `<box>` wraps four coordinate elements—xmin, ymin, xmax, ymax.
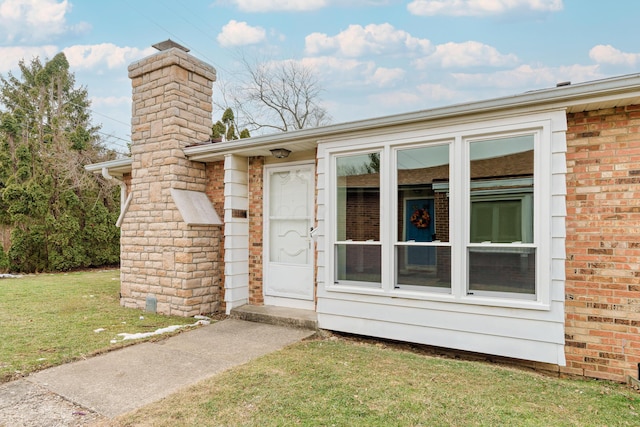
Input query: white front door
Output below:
<box><xmin>264</xmin><ymin>163</ymin><xmax>315</xmax><ymax>309</ymax></box>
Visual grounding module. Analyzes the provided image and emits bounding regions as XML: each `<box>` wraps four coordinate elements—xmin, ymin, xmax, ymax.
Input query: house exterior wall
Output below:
<box><xmin>119</xmin><ymin>47</ymin><xmax>221</xmax><ymax>316</ymax></box>
<box><xmin>564</xmin><ymin>105</ymin><xmax>640</xmax><ymax>381</ymax></box>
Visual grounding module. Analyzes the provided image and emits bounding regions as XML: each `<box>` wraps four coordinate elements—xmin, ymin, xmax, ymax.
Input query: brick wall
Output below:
<box><xmin>564</xmin><ymin>105</ymin><xmax>640</xmax><ymax>381</ymax></box>
<box><xmin>205</xmin><ymin>160</ymin><xmax>226</xmax><ymax>311</ymax></box>
<box><xmin>119</xmin><ymin>46</ymin><xmax>221</xmax><ymax>317</ymax></box>
<box><xmin>344</xmin><ymin>190</ymin><xmax>380</xmax><ymax>241</ymax></box>
<box><xmin>248</xmin><ymin>157</ymin><xmax>264</xmax><ymax>304</ymax></box>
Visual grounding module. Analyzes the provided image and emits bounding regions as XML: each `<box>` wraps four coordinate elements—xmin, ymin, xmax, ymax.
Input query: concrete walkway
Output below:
<box><xmin>0</xmin><ymin>319</ymin><xmax>316</xmax><ymax>426</ymax></box>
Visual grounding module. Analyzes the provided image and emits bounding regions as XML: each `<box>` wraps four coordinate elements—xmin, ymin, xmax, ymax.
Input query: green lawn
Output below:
<box><xmin>0</xmin><ymin>269</ymin><xmax>199</xmax><ymax>382</ymax></box>
<box><xmin>2</xmin><ymin>271</ymin><xmax>640</xmax><ymax>426</ymax></box>
<box><xmin>114</xmin><ymin>338</ymin><xmax>640</xmax><ymax>426</ymax></box>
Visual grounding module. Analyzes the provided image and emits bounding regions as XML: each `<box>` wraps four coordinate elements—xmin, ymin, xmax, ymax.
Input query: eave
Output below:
<box><xmin>84</xmin><ymin>157</ymin><xmax>133</xmax><ymax>177</ymax></box>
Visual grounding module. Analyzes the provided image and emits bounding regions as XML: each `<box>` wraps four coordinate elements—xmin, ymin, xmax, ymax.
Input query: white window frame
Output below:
<box><xmin>393</xmin><ymin>141</ymin><xmax>453</xmax><ymax>294</ymax></box>
<box><xmin>333</xmin><ymin>149</ymin><xmax>385</xmax><ymax>288</ymax></box>
<box><xmin>322</xmin><ymin>115</ymin><xmax>553</xmax><ymax>310</ymax></box>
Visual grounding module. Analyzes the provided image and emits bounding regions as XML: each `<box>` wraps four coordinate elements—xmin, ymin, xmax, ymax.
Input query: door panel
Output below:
<box><xmin>265</xmin><ymin>165</ymin><xmax>314</xmax><ymax>301</ymax></box>
<box><xmin>404</xmin><ymin>198</ymin><xmax>435</xmax><ymax>266</ymax></box>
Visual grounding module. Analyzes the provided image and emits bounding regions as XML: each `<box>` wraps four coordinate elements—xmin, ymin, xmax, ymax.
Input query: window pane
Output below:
<box><xmin>397</xmin><ymin>145</ymin><xmax>449</xmax><ymax>243</ymax></box>
<box><xmin>468</xmin><ymin>135</ymin><xmax>535</xmax><ymax>296</ymax></box>
<box><xmin>336</xmin><ymin>153</ymin><xmax>380</xmax><ymax>241</ymax></box>
<box><xmin>396</xmin><ymin>246</ymin><xmax>451</xmax><ymax>289</ymax></box>
<box><xmin>469</xmin><ymin>135</ymin><xmax>533</xmax><ymax>244</ymax></box>
<box><xmin>336</xmin><ymin>244</ymin><xmax>381</xmax><ymax>285</ymax></box>
<box><xmin>396</xmin><ymin>144</ymin><xmax>451</xmax><ymax>291</ymax></box>
<box><xmin>468</xmin><ymin>247</ymin><xmax>535</xmax><ymax>295</ymax></box>
<box><xmin>470</xmin><ymin>200</ymin><xmax>522</xmax><ymax>243</ymax></box>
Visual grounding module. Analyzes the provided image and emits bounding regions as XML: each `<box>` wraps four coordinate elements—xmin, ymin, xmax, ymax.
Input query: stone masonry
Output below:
<box><xmin>120</xmin><ymin>45</ymin><xmax>221</xmax><ymax>316</ymax></box>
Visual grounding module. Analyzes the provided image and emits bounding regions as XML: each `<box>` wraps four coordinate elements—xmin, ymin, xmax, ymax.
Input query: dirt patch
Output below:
<box><xmin>0</xmin><ymin>380</ymin><xmax>106</xmax><ymax>427</ymax></box>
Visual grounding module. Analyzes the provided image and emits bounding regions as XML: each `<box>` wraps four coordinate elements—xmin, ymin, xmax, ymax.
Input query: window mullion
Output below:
<box><xmin>451</xmin><ymin>135</ymin><xmax>466</xmax><ymax>298</ymax></box>
<box><xmin>381</xmin><ymin>146</ymin><xmax>393</xmax><ymax>291</ymax></box>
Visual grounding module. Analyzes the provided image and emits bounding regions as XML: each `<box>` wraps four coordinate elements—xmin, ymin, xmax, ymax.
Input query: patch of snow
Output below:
<box><xmin>94</xmin><ymin>328</ymin><xmax>106</xmax><ymax>333</ymax></box>
<box><xmin>0</xmin><ymin>274</ymin><xmax>22</xmax><ymax>279</ymax></box>
<box><xmin>112</xmin><ymin>318</ymin><xmax>210</xmax><ymax>342</ymax></box>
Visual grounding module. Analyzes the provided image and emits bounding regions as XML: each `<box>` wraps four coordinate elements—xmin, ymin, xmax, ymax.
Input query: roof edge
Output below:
<box><xmin>84</xmin><ymin>157</ymin><xmax>133</xmax><ymax>175</ymax></box>
<box><xmin>184</xmin><ymin>73</ymin><xmax>640</xmax><ymax>160</ymax></box>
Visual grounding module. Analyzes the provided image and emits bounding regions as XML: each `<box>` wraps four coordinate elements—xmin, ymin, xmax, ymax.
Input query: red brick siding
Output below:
<box><xmin>434</xmin><ymin>191</ymin><xmax>449</xmax><ymax>242</ymax></box>
<box><xmin>205</xmin><ymin>161</ymin><xmax>225</xmax><ymax>312</ymax></box>
<box><xmin>248</xmin><ymin>157</ymin><xmax>264</xmax><ymax>305</ymax></box>
<box><xmin>564</xmin><ymin>105</ymin><xmax>640</xmax><ymax>382</ymax></box>
<box><xmin>344</xmin><ymin>190</ymin><xmax>380</xmax><ymax>241</ymax></box>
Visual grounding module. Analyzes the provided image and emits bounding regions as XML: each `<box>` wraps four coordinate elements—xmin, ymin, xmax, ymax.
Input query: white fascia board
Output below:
<box><xmin>85</xmin><ymin>157</ymin><xmax>133</xmax><ymax>176</ymax></box>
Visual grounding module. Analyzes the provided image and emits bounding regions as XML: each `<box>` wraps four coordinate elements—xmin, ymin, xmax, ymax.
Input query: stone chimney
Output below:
<box><xmin>119</xmin><ymin>41</ymin><xmax>222</xmax><ymax>316</ymax></box>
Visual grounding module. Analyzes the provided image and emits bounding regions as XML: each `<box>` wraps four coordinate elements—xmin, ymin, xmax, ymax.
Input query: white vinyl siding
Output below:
<box><xmin>223</xmin><ymin>154</ymin><xmax>249</xmax><ymax>314</ymax></box>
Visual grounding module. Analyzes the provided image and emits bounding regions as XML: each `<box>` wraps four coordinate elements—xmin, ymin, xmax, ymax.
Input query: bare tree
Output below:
<box><xmin>216</xmin><ymin>56</ymin><xmax>331</xmax><ymax>134</ymax></box>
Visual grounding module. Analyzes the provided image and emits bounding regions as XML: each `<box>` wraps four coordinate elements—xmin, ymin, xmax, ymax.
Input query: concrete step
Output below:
<box><xmin>230</xmin><ymin>305</ymin><xmax>318</xmax><ymax>330</ymax></box>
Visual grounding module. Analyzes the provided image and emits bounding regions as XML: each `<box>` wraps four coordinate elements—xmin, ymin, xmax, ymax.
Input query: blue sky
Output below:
<box><xmin>1</xmin><ymin>0</ymin><xmax>639</xmax><ymax>155</ymax></box>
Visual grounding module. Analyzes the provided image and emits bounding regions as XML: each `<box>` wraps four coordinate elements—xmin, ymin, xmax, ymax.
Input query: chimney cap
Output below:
<box><xmin>152</xmin><ymin>39</ymin><xmax>190</xmax><ymax>53</ymax></box>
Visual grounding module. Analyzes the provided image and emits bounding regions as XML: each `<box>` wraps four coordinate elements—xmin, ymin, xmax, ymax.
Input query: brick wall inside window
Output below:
<box><xmin>564</xmin><ymin>105</ymin><xmax>640</xmax><ymax>382</ymax></box>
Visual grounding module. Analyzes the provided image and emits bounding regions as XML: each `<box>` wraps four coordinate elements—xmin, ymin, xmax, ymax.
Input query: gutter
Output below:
<box><xmin>85</xmin><ymin>157</ymin><xmax>132</xmax><ymax>174</ymax></box>
<box><xmin>101</xmin><ymin>167</ymin><xmax>131</xmax><ymax>227</ymax></box>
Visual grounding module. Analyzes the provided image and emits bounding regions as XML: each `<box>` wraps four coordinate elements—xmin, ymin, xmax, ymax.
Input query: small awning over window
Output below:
<box><xmin>170</xmin><ymin>188</ymin><xmax>222</xmax><ymax>226</ymax></box>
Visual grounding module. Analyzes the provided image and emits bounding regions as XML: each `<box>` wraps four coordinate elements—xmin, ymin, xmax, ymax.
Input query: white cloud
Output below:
<box><xmin>298</xmin><ymin>55</ymin><xmax>376</xmax><ymax>80</ymax></box>
<box><xmin>415</xmin><ymin>41</ymin><xmax>518</xmax><ymax>68</ymax></box>
<box><xmin>90</xmin><ymin>96</ymin><xmax>130</xmax><ymax>108</ymax></box>
<box><xmin>368</xmin><ymin>83</ymin><xmax>460</xmax><ymax>109</ymax></box>
<box><xmin>589</xmin><ymin>45</ymin><xmax>640</xmax><ymax>67</ymax></box>
<box><xmin>305</xmin><ymin>23</ymin><xmax>432</xmax><ymax>57</ymax></box>
<box><xmin>228</xmin><ymin>0</ymin><xmax>328</xmax><ymax>12</ymax></box>
<box><xmin>407</xmin><ymin>0</ymin><xmax>563</xmax><ymax>17</ymax></box>
<box><xmin>0</xmin><ymin>0</ymin><xmax>85</xmax><ymax>43</ymax></box>
<box><xmin>369</xmin><ymin>67</ymin><xmax>405</xmax><ymax>87</ymax></box>
<box><xmin>217</xmin><ymin>20</ymin><xmax>266</xmax><ymax>47</ymax></box>
<box><xmin>415</xmin><ymin>82</ymin><xmax>461</xmax><ymax>101</ymax></box>
<box><xmin>452</xmin><ymin>63</ymin><xmax>602</xmax><ymax>89</ymax></box>
<box><xmin>0</xmin><ymin>45</ymin><xmax>58</xmax><ymax>72</ymax></box>
<box><xmin>63</xmin><ymin>44</ymin><xmax>155</xmax><ymax>70</ymax></box>
<box><xmin>293</xmin><ymin>56</ymin><xmax>405</xmax><ymax>89</ymax></box>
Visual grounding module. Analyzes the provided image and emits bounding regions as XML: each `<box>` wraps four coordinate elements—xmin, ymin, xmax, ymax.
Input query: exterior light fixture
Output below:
<box><xmin>270</xmin><ymin>148</ymin><xmax>291</xmax><ymax>159</ymax></box>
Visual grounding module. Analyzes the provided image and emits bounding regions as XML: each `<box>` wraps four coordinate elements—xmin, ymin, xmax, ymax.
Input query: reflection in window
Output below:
<box><xmin>395</xmin><ymin>144</ymin><xmax>451</xmax><ymax>291</ymax></box>
<box><xmin>335</xmin><ymin>153</ymin><xmax>381</xmax><ymax>286</ymax></box>
<box><xmin>468</xmin><ymin>135</ymin><xmax>535</xmax><ymax>296</ymax></box>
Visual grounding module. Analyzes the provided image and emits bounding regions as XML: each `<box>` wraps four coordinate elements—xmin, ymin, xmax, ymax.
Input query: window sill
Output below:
<box><xmin>324</xmin><ymin>284</ymin><xmax>550</xmax><ymax>311</ymax></box>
